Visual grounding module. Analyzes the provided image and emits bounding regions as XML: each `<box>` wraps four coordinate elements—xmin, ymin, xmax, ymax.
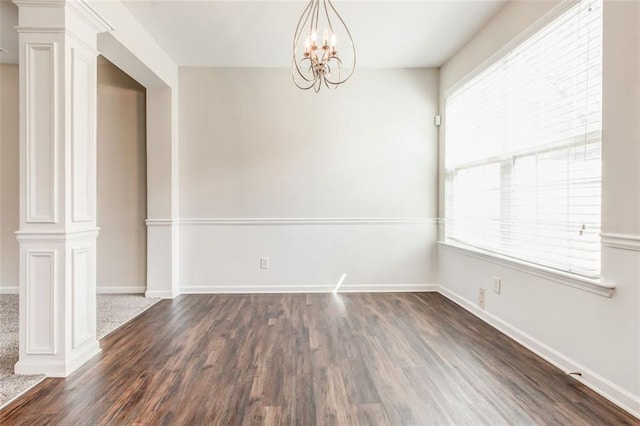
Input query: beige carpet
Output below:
<box><xmin>0</xmin><ymin>293</ymin><xmax>160</xmax><ymax>410</ymax></box>
<box><xmin>96</xmin><ymin>294</ymin><xmax>160</xmax><ymax>340</ymax></box>
<box><xmin>0</xmin><ymin>295</ymin><xmax>44</xmax><ymax>410</ymax></box>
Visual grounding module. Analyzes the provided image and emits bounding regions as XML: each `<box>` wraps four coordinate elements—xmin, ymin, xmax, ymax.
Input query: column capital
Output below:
<box><xmin>13</xmin><ymin>0</ymin><xmax>112</xmax><ymax>35</ymax></box>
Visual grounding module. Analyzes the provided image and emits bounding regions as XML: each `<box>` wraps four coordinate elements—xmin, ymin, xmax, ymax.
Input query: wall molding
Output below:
<box><xmin>14</xmin><ymin>0</ymin><xmax>65</xmax><ymax>7</ymax></box>
<box><xmin>25</xmin><ymin>251</ymin><xmax>56</xmax><ymax>355</ymax></box>
<box><xmin>0</xmin><ymin>286</ymin><xmax>19</xmax><ymax>294</ymax></box>
<box><xmin>145</xmin><ymin>289</ymin><xmax>179</xmax><ymax>299</ymax></box>
<box><xmin>66</xmin><ymin>0</ymin><xmax>114</xmax><ymax>34</ymax></box>
<box><xmin>71</xmin><ymin>248</ymin><xmax>93</xmax><ymax>349</ymax></box>
<box><xmin>147</xmin><ymin>218</ymin><xmax>438</xmax><ymax>227</ymax></box>
<box><xmin>97</xmin><ymin>286</ymin><xmax>146</xmax><ymax>294</ymax></box>
<box><xmin>339</xmin><ymin>284</ymin><xmax>439</xmax><ymax>293</ymax></box>
<box><xmin>25</xmin><ymin>42</ymin><xmax>57</xmax><ymax>224</ymax></box>
<box><xmin>438</xmin><ymin>286</ymin><xmax>640</xmax><ymax>420</ymax></box>
<box><xmin>601</xmin><ymin>233</ymin><xmax>640</xmax><ymax>252</ymax></box>
<box><xmin>438</xmin><ymin>241</ymin><xmax>616</xmax><ymax>298</ymax></box>
<box><xmin>71</xmin><ymin>46</ymin><xmax>95</xmax><ymax>223</ymax></box>
<box><xmin>16</xmin><ymin>228</ymin><xmax>100</xmax><ymax>243</ymax></box>
<box><xmin>177</xmin><ymin>217</ymin><xmax>438</xmax><ymax>226</ymax></box>
<box><xmin>15</xmin><ymin>27</ymin><xmax>65</xmax><ymax>34</ymax></box>
<box><xmin>145</xmin><ymin>219</ymin><xmax>178</xmax><ymax>227</ymax></box>
<box><xmin>181</xmin><ymin>284</ymin><xmax>438</xmax><ymax>294</ymax></box>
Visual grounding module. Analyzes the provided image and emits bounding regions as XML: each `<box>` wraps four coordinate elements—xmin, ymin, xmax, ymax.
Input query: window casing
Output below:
<box><xmin>444</xmin><ymin>0</ymin><xmax>603</xmax><ymax>278</ymax></box>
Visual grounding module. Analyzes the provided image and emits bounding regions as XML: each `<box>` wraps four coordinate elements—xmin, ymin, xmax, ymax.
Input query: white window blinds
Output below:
<box><xmin>444</xmin><ymin>0</ymin><xmax>602</xmax><ymax>278</ymax></box>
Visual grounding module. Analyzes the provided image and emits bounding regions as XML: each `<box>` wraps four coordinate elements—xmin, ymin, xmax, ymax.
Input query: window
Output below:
<box><xmin>444</xmin><ymin>0</ymin><xmax>603</xmax><ymax>278</ymax></box>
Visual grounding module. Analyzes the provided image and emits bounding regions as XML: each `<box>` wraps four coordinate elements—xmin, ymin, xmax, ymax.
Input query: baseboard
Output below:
<box><xmin>180</xmin><ymin>284</ymin><xmax>438</xmax><ymax>294</ymax></box>
<box><xmin>438</xmin><ymin>285</ymin><xmax>640</xmax><ymax>420</ymax></box>
<box><xmin>339</xmin><ymin>283</ymin><xmax>439</xmax><ymax>293</ymax></box>
<box><xmin>0</xmin><ymin>286</ymin><xmax>19</xmax><ymax>294</ymax></box>
<box><xmin>145</xmin><ymin>289</ymin><xmax>179</xmax><ymax>299</ymax></box>
<box><xmin>181</xmin><ymin>285</ymin><xmax>332</xmax><ymax>294</ymax></box>
<box><xmin>97</xmin><ymin>286</ymin><xmax>146</xmax><ymax>294</ymax></box>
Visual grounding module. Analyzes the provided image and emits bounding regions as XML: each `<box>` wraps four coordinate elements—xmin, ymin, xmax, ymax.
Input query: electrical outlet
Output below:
<box><xmin>493</xmin><ymin>276</ymin><xmax>501</xmax><ymax>294</ymax></box>
<box><xmin>260</xmin><ymin>257</ymin><xmax>269</xmax><ymax>269</ymax></box>
<box><xmin>479</xmin><ymin>288</ymin><xmax>486</xmax><ymax>309</ymax></box>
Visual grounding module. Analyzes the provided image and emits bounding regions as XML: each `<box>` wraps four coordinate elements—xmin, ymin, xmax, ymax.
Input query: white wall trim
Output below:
<box><xmin>145</xmin><ymin>219</ymin><xmax>178</xmax><ymax>227</ymax></box>
<box><xmin>0</xmin><ymin>286</ymin><xmax>19</xmax><ymax>294</ymax></box>
<box><xmin>177</xmin><ymin>217</ymin><xmax>438</xmax><ymax>226</ymax></box>
<box><xmin>97</xmin><ymin>286</ymin><xmax>146</xmax><ymax>294</ymax></box>
<box><xmin>601</xmin><ymin>233</ymin><xmax>640</xmax><ymax>251</ymax></box>
<box><xmin>16</xmin><ymin>228</ymin><xmax>100</xmax><ymax>243</ymax></box>
<box><xmin>25</xmin><ymin>42</ymin><xmax>57</xmax><ymax>224</ymax></box>
<box><xmin>438</xmin><ymin>241</ymin><xmax>616</xmax><ymax>298</ymax></box>
<box><xmin>339</xmin><ymin>284</ymin><xmax>439</xmax><ymax>293</ymax></box>
<box><xmin>13</xmin><ymin>0</ymin><xmax>65</xmax><ymax>7</ymax></box>
<box><xmin>182</xmin><ymin>285</ymin><xmax>333</xmax><ymax>294</ymax></box>
<box><xmin>181</xmin><ymin>284</ymin><xmax>438</xmax><ymax>294</ymax></box>
<box><xmin>66</xmin><ymin>0</ymin><xmax>114</xmax><ymax>34</ymax></box>
<box><xmin>145</xmin><ymin>289</ymin><xmax>179</xmax><ymax>299</ymax></box>
<box><xmin>438</xmin><ymin>285</ymin><xmax>640</xmax><ymax>420</ymax></box>
<box><xmin>25</xmin><ymin>251</ymin><xmax>56</xmax><ymax>355</ymax></box>
<box><xmin>15</xmin><ymin>27</ymin><xmax>65</xmax><ymax>34</ymax></box>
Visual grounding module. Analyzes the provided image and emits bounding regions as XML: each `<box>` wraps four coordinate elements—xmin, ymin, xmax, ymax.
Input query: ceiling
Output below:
<box><xmin>1</xmin><ymin>0</ymin><xmax>507</xmax><ymax>68</ymax></box>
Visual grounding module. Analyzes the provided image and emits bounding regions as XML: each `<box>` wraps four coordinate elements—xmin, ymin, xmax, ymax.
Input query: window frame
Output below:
<box><xmin>438</xmin><ymin>0</ymin><xmax>613</xmax><ymax>296</ymax></box>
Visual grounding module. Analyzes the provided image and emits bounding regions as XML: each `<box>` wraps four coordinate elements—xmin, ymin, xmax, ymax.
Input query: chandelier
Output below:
<box><xmin>292</xmin><ymin>0</ymin><xmax>356</xmax><ymax>92</ymax></box>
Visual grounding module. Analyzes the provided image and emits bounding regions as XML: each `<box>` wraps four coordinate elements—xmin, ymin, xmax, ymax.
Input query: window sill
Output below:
<box><xmin>437</xmin><ymin>241</ymin><xmax>615</xmax><ymax>298</ymax></box>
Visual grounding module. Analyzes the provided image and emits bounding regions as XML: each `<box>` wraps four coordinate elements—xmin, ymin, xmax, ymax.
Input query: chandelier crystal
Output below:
<box><xmin>292</xmin><ymin>0</ymin><xmax>356</xmax><ymax>92</ymax></box>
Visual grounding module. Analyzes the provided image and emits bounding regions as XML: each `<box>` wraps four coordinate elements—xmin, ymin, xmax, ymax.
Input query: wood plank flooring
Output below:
<box><xmin>0</xmin><ymin>293</ymin><xmax>637</xmax><ymax>425</ymax></box>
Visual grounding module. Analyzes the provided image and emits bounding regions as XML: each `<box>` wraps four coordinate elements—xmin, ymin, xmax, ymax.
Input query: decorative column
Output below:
<box><xmin>13</xmin><ymin>0</ymin><xmax>111</xmax><ymax>376</ymax></box>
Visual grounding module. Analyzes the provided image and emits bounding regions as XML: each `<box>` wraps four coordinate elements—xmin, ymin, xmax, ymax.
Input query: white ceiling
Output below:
<box><xmin>121</xmin><ymin>0</ymin><xmax>506</xmax><ymax>68</ymax></box>
<box><xmin>0</xmin><ymin>0</ymin><xmax>507</xmax><ymax>68</ymax></box>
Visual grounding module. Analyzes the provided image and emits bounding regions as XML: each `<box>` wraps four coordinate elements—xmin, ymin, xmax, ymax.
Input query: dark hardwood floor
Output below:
<box><xmin>0</xmin><ymin>293</ymin><xmax>637</xmax><ymax>425</ymax></box>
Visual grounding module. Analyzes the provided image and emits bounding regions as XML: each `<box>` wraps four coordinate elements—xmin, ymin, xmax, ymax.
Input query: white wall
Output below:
<box><xmin>439</xmin><ymin>0</ymin><xmax>640</xmax><ymax>417</ymax></box>
<box><xmin>179</xmin><ymin>67</ymin><xmax>439</xmax><ymax>292</ymax></box>
<box><xmin>96</xmin><ymin>57</ymin><xmax>147</xmax><ymax>293</ymax></box>
<box><xmin>90</xmin><ymin>0</ymin><xmax>181</xmax><ymax>299</ymax></box>
<box><xmin>0</xmin><ymin>64</ymin><xmax>19</xmax><ymax>293</ymax></box>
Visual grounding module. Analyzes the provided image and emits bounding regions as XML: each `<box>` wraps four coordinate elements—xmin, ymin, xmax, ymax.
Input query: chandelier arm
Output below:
<box><xmin>323</xmin><ymin>0</ymin><xmax>334</xmax><ymax>33</ymax></box>
<box><xmin>293</xmin><ymin>60</ymin><xmax>319</xmax><ymax>90</ymax></box>
<box><xmin>324</xmin><ymin>78</ymin><xmax>339</xmax><ymax>91</ymax></box>
<box><xmin>293</xmin><ymin>57</ymin><xmax>316</xmax><ymax>84</ymax></box>
<box><xmin>312</xmin><ymin>0</ymin><xmax>320</xmax><ymax>39</ymax></box>
<box><xmin>293</xmin><ymin>1</ymin><xmax>315</xmax><ymax>82</ymax></box>
<box><xmin>295</xmin><ymin>57</ymin><xmax>318</xmax><ymax>84</ymax></box>
<box><xmin>323</xmin><ymin>57</ymin><xmax>345</xmax><ymax>86</ymax></box>
<box><xmin>294</xmin><ymin>78</ymin><xmax>319</xmax><ymax>90</ymax></box>
<box><xmin>326</xmin><ymin>0</ymin><xmax>356</xmax><ymax>83</ymax></box>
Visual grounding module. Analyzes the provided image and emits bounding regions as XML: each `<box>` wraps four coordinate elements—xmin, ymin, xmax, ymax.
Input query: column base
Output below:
<box><xmin>14</xmin><ymin>340</ymin><xmax>101</xmax><ymax>378</ymax></box>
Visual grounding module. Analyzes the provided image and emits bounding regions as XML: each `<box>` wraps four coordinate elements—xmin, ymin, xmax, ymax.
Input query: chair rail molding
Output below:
<box><xmin>600</xmin><ymin>233</ymin><xmax>640</xmax><ymax>251</ymax></box>
<box><xmin>176</xmin><ymin>217</ymin><xmax>438</xmax><ymax>226</ymax></box>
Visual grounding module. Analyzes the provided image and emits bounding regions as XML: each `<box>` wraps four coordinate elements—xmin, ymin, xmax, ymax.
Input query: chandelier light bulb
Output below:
<box><xmin>292</xmin><ymin>0</ymin><xmax>356</xmax><ymax>92</ymax></box>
